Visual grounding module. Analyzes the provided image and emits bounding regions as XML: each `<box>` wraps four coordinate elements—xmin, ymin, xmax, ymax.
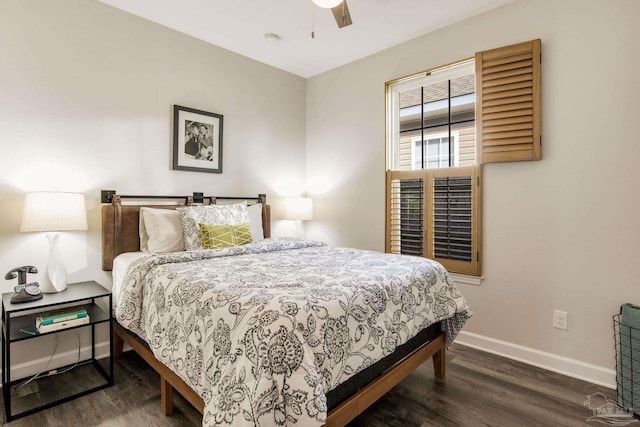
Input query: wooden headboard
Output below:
<box><xmin>101</xmin><ymin>193</ymin><xmax>271</xmax><ymax>271</ymax></box>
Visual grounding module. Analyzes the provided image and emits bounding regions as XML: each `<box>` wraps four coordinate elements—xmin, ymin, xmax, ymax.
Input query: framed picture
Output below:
<box><xmin>173</xmin><ymin>105</ymin><xmax>223</xmax><ymax>173</ymax></box>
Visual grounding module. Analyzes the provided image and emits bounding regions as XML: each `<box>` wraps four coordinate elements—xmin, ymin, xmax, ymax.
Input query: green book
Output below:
<box><xmin>37</xmin><ymin>307</ymin><xmax>87</xmax><ymax>326</ymax></box>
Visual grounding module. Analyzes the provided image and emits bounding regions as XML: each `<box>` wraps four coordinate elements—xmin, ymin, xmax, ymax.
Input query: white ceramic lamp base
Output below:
<box><xmin>42</xmin><ymin>232</ymin><xmax>67</xmax><ymax>293</ymax></box>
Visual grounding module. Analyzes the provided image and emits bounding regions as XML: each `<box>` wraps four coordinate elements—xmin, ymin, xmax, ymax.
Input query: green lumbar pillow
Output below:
<box><xmin>198</xmin><ymin>223</ymin><xmax>253</xmax><ymax>249</ymax></box>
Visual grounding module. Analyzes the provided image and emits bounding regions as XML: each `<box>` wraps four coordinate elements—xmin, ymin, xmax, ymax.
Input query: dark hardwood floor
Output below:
<box><xmin>2</xmin><ymin>344</ymin><xmax>614</xmax><ymax>426</ymax></box>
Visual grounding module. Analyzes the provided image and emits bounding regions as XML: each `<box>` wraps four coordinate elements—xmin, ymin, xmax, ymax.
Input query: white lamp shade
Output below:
<box><xmin>21</xmin><ymin>192</ymin><xmax>88</xmax><ymax>232</ymax></box>
<box><xmin>283</xmin><ymin>197</ymin><xmax>313</xmax><ymax>221</ymax></box>
<box><xmin>313</xmin><ymin>0</ymin><xmax>343</xmax><ymax>8</ymax></box>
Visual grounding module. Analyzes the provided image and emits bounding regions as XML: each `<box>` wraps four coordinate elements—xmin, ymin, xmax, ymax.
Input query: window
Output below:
<box><xmin>387</xmin><ymin>60</ymin><xmax>476</xmax><ymax>172</ymax></box>
<box><xmin>385</xmin><ymin>40</ymin><xmax>541</xmax><ymax>277</ymax></box>
<box><xmin>386</xmin><ymin>60</ymin><xmax>482</xmax><ymax>276</ymax></box>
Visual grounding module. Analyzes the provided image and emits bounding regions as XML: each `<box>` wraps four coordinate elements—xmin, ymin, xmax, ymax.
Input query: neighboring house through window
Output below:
<box><xmin>412</xmin><ymin>132</ymin><xmax>460</xmax><ymax>170</ymax></box>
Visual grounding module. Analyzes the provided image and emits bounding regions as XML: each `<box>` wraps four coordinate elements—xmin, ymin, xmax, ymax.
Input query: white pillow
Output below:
<box><xmin>247</xmin><ymin>203</ymin><xmax>264</xmax><ymax>242</ymax></box>
<box><xmin>178</xmin><ymin>202</ymin><xmax>250</xmax><ymax>251</ymax></box>
<box><xmin>139</xmin><ymin>207</ymin><xmax>184</xmax><ymax>253</ymax></box>
<box><xmin>139</xmin><ymin>211</ymin><xmax>150</xmax><ymax>252</ymax></box>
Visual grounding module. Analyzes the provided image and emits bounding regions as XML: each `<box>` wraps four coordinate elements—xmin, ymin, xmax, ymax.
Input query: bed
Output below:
<box><xmin>102</xmin><ymin>192</ymin><xmax>472</xmax><ymax>426</ymax></box>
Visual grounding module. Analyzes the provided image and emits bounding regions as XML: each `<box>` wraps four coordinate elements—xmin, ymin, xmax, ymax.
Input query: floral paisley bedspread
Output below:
<box><xmin>116</xmin><ymin>238</ymin><xmax>472</xmax><ymax>427</ymax></box>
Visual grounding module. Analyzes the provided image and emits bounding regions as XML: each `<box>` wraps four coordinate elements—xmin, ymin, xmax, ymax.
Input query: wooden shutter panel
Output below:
<box><xmin>386</xmin><ymin>167</ymin><xmax>482</xmax><ymax>276</ymax></box>
<box><xmin>476</xmin><ymin>39</ymin><xmax>541</xmax><ymax>164</ymax></box>
<box><xmin>386</xmin><ymin>170</ymin><xmax>428</xmax><ymax>256</ymax></box>
<box><xmin>428</xmin><ymin>166</ymin><xmax>482</xmax><ymax>276</ymax></box>
<box><xmin>433</xmin><ymin>176</ymin><xmax>473</xmax><ymax>261</ymax></box>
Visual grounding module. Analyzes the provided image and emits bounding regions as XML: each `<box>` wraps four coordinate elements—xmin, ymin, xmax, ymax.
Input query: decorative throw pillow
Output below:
<box><xmin>199</xmin><ymin>223</ymin><xmax>253</xmax><ymax>249</ymax></box>
<box><xmin>178</xmin><ymin>202</ymin><xmax>250</xmax><ymax>250</ymax></box>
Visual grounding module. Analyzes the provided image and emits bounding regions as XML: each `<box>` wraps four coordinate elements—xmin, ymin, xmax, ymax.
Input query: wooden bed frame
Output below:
<box><xmin>102</xmin><ymin>192</ymin><xmax>446</xmax><ymax>426</ymax></box>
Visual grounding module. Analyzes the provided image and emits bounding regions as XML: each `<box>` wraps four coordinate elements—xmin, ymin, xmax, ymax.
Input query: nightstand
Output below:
<box><xmin>1</xmin><ymin>281</ymin><xmax>113</xmax><ymax>421</ymax></box>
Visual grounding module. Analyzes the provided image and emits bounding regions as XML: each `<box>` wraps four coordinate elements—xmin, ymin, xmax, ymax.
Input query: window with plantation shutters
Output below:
<box><xmin>476</xmin><ymin>39</ymin><xmax>541</xmax><ymax>163</ymax></box>
<box><xmin>385</xmin><ymin>167</ymin><xmax>481</xmax><ymax>276</ymax></box>
<box><xmin>385</xmin><ymin>39</ymin><xmax>541</xmax><ymax>277</ymax></box>
<box><xmin>386</xmin><ymin>59</ymin><xmax>483</xmax><ymax>276</ymax></box>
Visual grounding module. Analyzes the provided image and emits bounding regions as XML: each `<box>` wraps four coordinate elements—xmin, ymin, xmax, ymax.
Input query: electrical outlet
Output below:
<box><xmin>553</xmin><ymin>310</ymin><xmax>568</xmax><ymax>330</ymax></box>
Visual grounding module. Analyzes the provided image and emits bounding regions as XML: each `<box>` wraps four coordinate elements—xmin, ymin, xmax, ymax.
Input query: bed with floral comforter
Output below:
<box><xmin>115</xmin><ymin>238</ymin><xmax>472</xmax><ymax>426</ymax></box>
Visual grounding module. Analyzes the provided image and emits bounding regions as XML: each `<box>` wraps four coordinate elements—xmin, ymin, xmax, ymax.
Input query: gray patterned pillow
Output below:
<box><xmin>178</xmin><ymin>202</ymin><xmax>250</xmax><ymax>250</ymax></box>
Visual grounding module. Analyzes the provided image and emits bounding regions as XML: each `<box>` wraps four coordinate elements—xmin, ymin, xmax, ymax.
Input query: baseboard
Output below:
<box><xmin>2</xmin><ymin>332</ymin><xmax>616</xmax><ymax>390</ymax></box>
<box><xmin>1</xmin><ymin>339</ymin><xmax>111</xmax><ymax>384</ymax></box>
<box><xmin>455</xmin><ymin>331</ymin><xmax>616</xmax><ymax>389</ymax></box>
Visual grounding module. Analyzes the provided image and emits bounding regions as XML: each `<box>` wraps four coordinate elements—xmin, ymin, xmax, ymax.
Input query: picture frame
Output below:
<box><xmin>172</xmin><ymin>105</ymin><xmax>223</xmax><ymax>173</ymax></box>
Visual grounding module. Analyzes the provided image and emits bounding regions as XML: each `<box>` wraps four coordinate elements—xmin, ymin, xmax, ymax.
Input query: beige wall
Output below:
<box><xmin>0</xmin><ymin>1</ymin><xmax>306</xmax><ymax>370</ymax></box>
<box><xmin>0</xmin><ymin>0</ymin><xmax>306</xmax><ymax>287</ymax></box>
<box><xmin>0</xmin><ymin>0</ymin><xmax>306</xmax><ymax>375</ymax></box>
<box><xmin>307</xmin><ymin>0</ymin><xmax>640</xmax><ymax>376</ymax></box>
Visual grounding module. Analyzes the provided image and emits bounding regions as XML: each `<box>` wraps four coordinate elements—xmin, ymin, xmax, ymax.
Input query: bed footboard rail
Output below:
<box><xmin>324</xmin><ymin>333</ymin><xmax>445</xmax><ymax>426</ymax></box>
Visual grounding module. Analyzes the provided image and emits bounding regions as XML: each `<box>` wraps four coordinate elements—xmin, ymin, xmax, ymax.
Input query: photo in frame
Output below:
<box><xmin>173</xmin><ymin>105</ymin><xmax>223</xmax><ymax>173</ymax></box>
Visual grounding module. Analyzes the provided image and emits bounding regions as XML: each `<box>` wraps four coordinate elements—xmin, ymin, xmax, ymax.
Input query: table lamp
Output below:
<box><xmin>283</xmin><ymin>197</ymin><xmax>313</xmax><ymax>221</ymax></box>
<box><xmin>283</xmin><ymin>197</ymin><xmax>313</xmax><ymax>238</ymax></box>
<box><xmin>20</xmin><ymin>192</ymin><xmax>88</xmax><ymax>293</ymax></box>
<box><xmin>312</xmin><ymin>0</ymin><xmax>343</xmax><ymax>8</ymax></box>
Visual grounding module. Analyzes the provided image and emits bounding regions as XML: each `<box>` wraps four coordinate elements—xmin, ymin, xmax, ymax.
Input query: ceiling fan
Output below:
<box><xmin>313</xmin><ymin>0</ymin><xmax>353</xmax><ymax>28</ymax></box>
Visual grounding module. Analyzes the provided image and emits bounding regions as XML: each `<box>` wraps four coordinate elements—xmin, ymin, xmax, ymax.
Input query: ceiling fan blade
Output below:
<box><xmin>331</xmin><ymin>0</ymin><xmax>352</xmax><ymax>28</ymax></box>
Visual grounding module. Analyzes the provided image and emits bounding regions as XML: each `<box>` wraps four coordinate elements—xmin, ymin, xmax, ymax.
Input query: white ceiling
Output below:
<box><xmin>99</xmin><ymin>0</ymin><xmax>515</xmax><ymax>78</ymax></box>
